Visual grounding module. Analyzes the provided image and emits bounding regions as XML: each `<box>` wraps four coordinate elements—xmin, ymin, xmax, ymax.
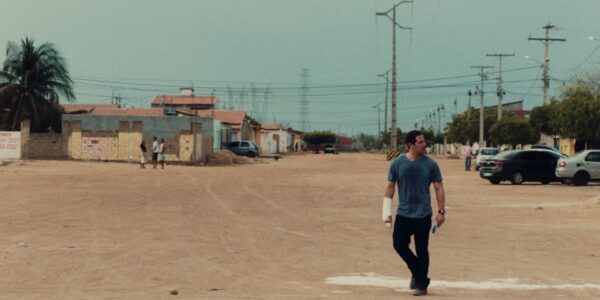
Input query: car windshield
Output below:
<box><xmin>494</xmin><ymin>150</ymin><xmax>518</xmax><ymax>160</ymax></box>
<box><xmin>480</xmin><ymin>149</ymin><xmax>499</xmax><ymax>155</ymax></box>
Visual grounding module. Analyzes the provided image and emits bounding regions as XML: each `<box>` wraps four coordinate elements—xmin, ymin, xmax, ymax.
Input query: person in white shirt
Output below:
<box><xmin>152</xmin><ymin>136</ymin><xmax>159</xmax><ymax>169</ymax></box>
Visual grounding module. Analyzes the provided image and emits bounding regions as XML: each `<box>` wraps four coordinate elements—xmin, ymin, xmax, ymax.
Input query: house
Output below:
<box><xmin>15</xmin><ymin>103</ymin><xmax>218</xmax><ymax>162</ymax></box>
<box><xmin>63</xmin><ymin>104</ymin><xmax>165</xmax><ymax>117</ymax></box>
<box><xmin>151</xmin><ymin>87</ymin><xmax>218</xmax><ymax>117</ymax></box>
<box><xmin>213</xmin><ymin>110</ymin><xmax>245</xmax><ymax>143</ymax></box>
<box><xmin>260</xmin><ymin>123</ymin><xmax>292</xmax><ymax>154</ymax></box>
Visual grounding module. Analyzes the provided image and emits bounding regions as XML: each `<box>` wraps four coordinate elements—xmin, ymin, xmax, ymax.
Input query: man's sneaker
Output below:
<box><xmin>409</xmin><ymin>277</ymin><xmax>417</xmax><ymax>290</ymax></box>
<box><xmin>413</xmin><ymin>288</ymin><xmax>427</xmax><ymax>296</ymax></box>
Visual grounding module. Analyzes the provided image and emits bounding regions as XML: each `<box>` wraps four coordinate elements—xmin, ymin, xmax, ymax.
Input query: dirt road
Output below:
<box><xmin>1</xmin><ymin>153</ymin><xmax>599</xmax><ymax>299</ymax></box>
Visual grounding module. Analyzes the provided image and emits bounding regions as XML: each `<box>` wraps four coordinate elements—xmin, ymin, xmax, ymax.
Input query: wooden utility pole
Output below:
<box><xmin>487</xmin><ymin>53</ymin><xmax>514</xmax><ymax>120</ymax></box>
<box><xmin>376</xmin><ymin>1</ymin><xmax>412</xmax><ymax>151</ymax></box>
<box><xmin>528</xmin><ymin>23</ymin><xmax>566</xmax><ymax>105</ymax></box>
<box><xmin>471</xmin><ymin>65</ymin><xmax>494</xmax><ymax>147</ymax></box>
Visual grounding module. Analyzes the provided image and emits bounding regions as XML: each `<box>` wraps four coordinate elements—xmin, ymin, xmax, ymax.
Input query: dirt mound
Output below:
<box><xmin>206</xmin><ymin>150</ymin><xmax>250</xmax><ymax>166</ymax></box>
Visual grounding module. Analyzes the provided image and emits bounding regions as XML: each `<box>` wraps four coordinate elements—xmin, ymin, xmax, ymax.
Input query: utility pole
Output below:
<box><xmin>378</xmin><ymin>70</ymin><xmax>390</xmax><ymax>139</ymax></box>
<box><xmin>376</xmin><ymin>1</ymin><xmax>412</xmax><ymax>151</ymax></box>
<box><xmin>437</xmin><ymin>106</ymin><xmax>441</xmax><ymax>134</ymax></box>
<box><xmin>471</xmin><ymin>65</ymin><xmax>494</xmax><ymax>147</ymax></box>
<box><xmin>467</xmin><ymin>90</ymin><xmax>472</xmax><ymax>119</ymax></box>
<box><xmin>486</xmin><ymin>53</ymin><xmax>514</xmax><ymax>119</ymax></box>
<box><xmin>454</xmin><ymin>98</ymin><xmax>458</xmax><ymax>115</ymax></box>
<box><xmin>528</xmin><ymin>23</ymin><xmax>566</xmax><ymax>105</ymax></box>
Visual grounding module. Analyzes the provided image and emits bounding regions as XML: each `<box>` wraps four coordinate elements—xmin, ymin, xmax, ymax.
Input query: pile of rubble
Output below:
<box><xmin>205</xmin><ymin>150</ymin><xmax>251</xmax><ymax>166</ymax></box>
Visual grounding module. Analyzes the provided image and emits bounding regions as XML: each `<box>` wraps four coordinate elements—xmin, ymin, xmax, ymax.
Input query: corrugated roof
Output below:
<box><xmin>261</xmin><ymin>123</ymin><xmax>283</xmax><ymax>130</ymax></box>
<box><xmin>62</xmin><ymin>104</ymin><xmax>119</xmax><ymax>114</ymax></box>
<box><xmin>151</xmin><ymin>95</ymin><xmax>217</xmax><ymax>106</ymax></box>
<box><xmin>213</xmin><ymin>110</ymin><xmax>245</xmax><ymax>125</ymax></box>
<box><xmin>90</xmin><ymin>107</ymin><xmax>165</xmax><ymax>116</ymax></box>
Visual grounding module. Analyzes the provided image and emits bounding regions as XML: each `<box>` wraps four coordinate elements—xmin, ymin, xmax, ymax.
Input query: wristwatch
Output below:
<box><xmin>438</xmin><ymin>208</ymin><xmax>446</xmax><ymax>216</ymax></box>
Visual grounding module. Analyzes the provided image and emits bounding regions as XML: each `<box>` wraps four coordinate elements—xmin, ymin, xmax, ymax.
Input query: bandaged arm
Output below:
<box><xmin>382</xmin><ymin>181</ymin><xmax>396</xmax><ymax>222</ymax></box>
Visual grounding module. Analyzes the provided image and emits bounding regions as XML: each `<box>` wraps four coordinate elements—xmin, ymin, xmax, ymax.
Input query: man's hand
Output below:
<box><xmin>435</xmin><ymin>213</ymin><xmax>445</xmax><ymax>227</ymax></box>
<box><xmin>384</xmin><ymin>215</ymin><xmax>392</xmax><ymax>229</ymax></box>
<box><xmin>382</xmin><ymin>197</ymin><xmax>393</xmax><ymax>229</ymax></box>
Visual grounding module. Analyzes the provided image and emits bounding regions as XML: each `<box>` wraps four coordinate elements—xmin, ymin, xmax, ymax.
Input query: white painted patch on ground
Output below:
<box><xmin>326</xmin><ymin>273</ymin><xmax>600</xmax><ymax>291</ymax></box>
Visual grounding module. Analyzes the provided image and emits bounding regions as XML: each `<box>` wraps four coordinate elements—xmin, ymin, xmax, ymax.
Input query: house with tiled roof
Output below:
<box><xmin>63</xmin><ymin>104</ymin><xmax>165</xmax><ymax>117</ymax></box>
<box><xmin>151</xmin><ymin>87</ymin><xmax>217</xmax><ymax>117</ymax></box>
<box><xmin>212</xmin><ymin>110</ymin><xmax>261</xmax><ymax>147</ymax></box>
<box><xmin>260</xmin><ymin>123</ymin><xmax>293</xmax><ymax>154</ymax></box>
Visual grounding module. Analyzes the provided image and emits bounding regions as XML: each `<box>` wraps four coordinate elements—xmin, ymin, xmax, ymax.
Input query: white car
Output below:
<box><xmin>555</xmin><ymin>150</ymin><xmax>600</xmax><ymax>186</ymax></box>
<box><xmin>475</xmin><ymin>147</ymin><xmax>500</xmax><ymax>171</ymax></box>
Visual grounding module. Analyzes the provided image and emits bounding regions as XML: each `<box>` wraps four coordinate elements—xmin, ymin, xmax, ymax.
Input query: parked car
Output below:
<box><xmin>323</xmin><ymin>144</ymin><xmax>337</xmax><ymax>154</ymax></box>
<box><xmin>479</xmin><ymin>149</ymin><xmax>564</xmax><ymax>185</ymax></box>
<box><xmin>228</xmin><ymin>140</ymin><xmax>260</xmax><ymax>158</ymax></box>
<box><xmin>475</xmin><ymin>147</ymin><xmax>500</xmax><ymax>171</ymax></box>
<box><xmin>555</xmin><ymin>150</ymin><xmax>600</xmax><ymax>186</ymax></box>
<box><xmin>531</xmin><ymin>144</ymin><xmax>566</xmax><ymax>156</ymax></box>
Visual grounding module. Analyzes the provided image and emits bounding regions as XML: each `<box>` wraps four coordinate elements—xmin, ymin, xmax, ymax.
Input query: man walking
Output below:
<box><xmin>382</xmin><ymin>130</ymin><xmax>446</xmax><ymax>296</ymax></box>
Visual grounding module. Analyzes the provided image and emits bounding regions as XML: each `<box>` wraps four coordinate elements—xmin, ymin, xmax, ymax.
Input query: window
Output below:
<box><xmin>241</xmin><ymin>142</ymin><xmax>249</xmax><ymax>147</ymax></box>
<box><xmin>229</xmin><ymin>142</ymin><xmax>240</xmax><ymax>147</ymax></box>
<box><xmin>519</xmin><ymin>151</ymin><xmax>538</xmax><ymax>161</ymax></box>
<box><xmin>585</xmin><ymin>151</ymin><xmax>600</xmax><ymax>162</ymax></box>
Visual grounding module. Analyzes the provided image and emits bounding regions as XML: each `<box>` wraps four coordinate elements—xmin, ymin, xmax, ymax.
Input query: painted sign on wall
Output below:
<box><xmin>0</xmin><ymin>131</ymin><xmax>21</xmax><ymax>159</ymax></box>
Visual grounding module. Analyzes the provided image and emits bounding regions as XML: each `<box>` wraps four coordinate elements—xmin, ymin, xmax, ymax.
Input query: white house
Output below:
<box><xmin>260</xmin><ymin>123</ymin><xmax>292</xmax><ymax>154</ymax></box>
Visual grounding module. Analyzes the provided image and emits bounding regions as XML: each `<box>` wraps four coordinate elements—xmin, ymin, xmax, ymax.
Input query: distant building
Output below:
<box><xmin>151</xmin><ymin>87</ymin><xmax>218</xmax><ymax>117</ymax></box>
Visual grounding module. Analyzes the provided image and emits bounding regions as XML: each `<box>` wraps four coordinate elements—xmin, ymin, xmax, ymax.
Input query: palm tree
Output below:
<box><xmin>0</xmin><ymin>37</ymin><xmax>74</xmax><ymax>132</ymax></box>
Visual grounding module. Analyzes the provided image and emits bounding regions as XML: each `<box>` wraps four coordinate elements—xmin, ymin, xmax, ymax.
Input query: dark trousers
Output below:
<box><xmin>393</xmin><ymin>214</ymin><xmax>432</xmax><ymax>289</ymax></box>
<box><xmin>465</xmin><ymin>156</ymin><xmax>472</xmax><ymax>170</ymax></box>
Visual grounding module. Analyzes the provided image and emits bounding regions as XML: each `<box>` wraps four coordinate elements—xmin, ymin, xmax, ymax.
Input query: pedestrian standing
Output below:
<box><xmin>140</xmin><ymin>140</ymin><xmax>147</xmax><ymax>169</ymax></box>
<box><xmin>382</xmin><ymin>130</ymin><xmax>446</xmax><ymax>296</ymax></box>
<box><xmin>152</xmin><ymin>136</ymin><xmax>159</xmax><ymax>169</ymax></box>
<box><xmin>465</xmin><ymin>143</ymin><xmax>473</xmax><ymax>171</ymax></box>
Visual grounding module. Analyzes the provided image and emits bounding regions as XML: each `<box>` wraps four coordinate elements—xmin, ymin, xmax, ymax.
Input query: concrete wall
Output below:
<box><xmin>20</xmin><ymin>116</ymin><xmax>215</xmax><ymax>162</ymax></box>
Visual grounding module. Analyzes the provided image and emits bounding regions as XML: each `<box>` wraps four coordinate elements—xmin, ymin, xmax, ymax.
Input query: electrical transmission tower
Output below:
<box><xmin>226</xmin><ymin>85</ymin><xmax>234</xmax><ymax>110</ymax></box>
<box><xmin>299</xmin><ymin>68</ymin><xmax>310</xmax><ymax>132</ymax></box>
<box><xmin>528</xmin><ymin>23</ymin><xmax>566</xmax><ymax>105</ymax></box>
<box><xmin>487</xmin><ymin>53</ymin><xmax>514</xmax><ymax>120</ymax></box>
<box><xmin>251</xmin><ymin>83</ymin><xmax>258</xmax><ymax>117</ymax></box>
<box><xmin>260</xmin><ymin>84</ymin><xmax>271</xmax><ymax>123</ymax></box>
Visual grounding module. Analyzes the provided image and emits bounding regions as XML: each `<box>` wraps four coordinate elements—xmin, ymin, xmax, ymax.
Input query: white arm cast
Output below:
<box><xmin>382</xmin><ymin>197</ymin><xmax>393</xmax><ymax>222</ymax></box>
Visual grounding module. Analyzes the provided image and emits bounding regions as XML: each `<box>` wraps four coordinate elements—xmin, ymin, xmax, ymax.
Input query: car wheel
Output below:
<box><xmin>489</xmin><ymin>179</ymin><xmax>501</xmax><ymax>184</ymax></box>
<box><xmin>475</xmin><ymin>165</ymin><xmax>480</xmax><ymax>171</ymax></box>
<box><xmin>541</xmin><ymin>180</ymin><xmax>550</xmax><ymax>185</ymax></box>
<box><xmin>510</xmin><ymin>171</ymin><xmax>524</xmax><ymax>185</ymax></box>
<box><xmin>573</xmin><ymin>171</ymin><xmax>590</xmax><ymax>186</ymax></box>
<box><xmin>247</xmin><ymin>152</ymin><xmax>256</xmax><ymax>158</ymax></box>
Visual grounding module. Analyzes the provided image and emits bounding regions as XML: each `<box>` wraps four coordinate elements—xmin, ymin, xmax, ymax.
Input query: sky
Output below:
<box><xmin>2</xmin><ymin>0</ymin><xmax>600</xmax><ymax>136</ymax></box>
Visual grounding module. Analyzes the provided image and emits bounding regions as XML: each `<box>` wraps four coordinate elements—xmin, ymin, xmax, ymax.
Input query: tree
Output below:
<box><xmin>557</xmin><ymin>84</ymin><xmax>600</xmax><ymax>148</ymax></box>
<box><xmin>302</xmin><ymin>131</ymin><xmax>336</xmax><ymax>153</ymax></box>
<box><xmin>446</xmin><ymin>107</ymin><xmax>501</xmax><ymax>144</ymax></box>
<box><xmin>0</xmin><ymin>37</ymin><xmax>74</xmax><ymax>132</ymax></box>
<box><xmin>489</xmin><ymin>115</ymin><xmax>539</xmax><ymax>148</ymax></box>
<box><xmin>529</xmin><ymin>100</ymin><xmax>561</xmax><ymax>136</ymax></box>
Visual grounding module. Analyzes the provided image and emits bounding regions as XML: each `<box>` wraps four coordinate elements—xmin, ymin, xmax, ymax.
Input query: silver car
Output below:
<box><xmin>555</xmin><ymin>150</ymin><xmax>600</xmax><ymax>186</ymax></box>
<box><xmin>475</xmin><ymin>147</ymin><xmax>500</xmax><ymax>171</ymax></box>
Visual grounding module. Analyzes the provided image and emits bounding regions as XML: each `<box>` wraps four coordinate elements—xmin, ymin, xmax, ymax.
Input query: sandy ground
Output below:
<box><xmin>1</xmin><ymin>153</ymin><xmax>599</xmax><ymax>299</ymax></box>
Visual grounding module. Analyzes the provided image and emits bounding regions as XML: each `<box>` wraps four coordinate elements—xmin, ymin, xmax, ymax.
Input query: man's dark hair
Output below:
<box><xmin>405</xmin><ymin>130</ymin><xmax>423</xmax><ymax>147</ymax></box>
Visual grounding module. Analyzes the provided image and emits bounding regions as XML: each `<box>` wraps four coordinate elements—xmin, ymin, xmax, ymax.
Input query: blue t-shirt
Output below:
<box><xmin>387</xmin><ymin>154</ymin><xmax>443</xmax><ymax>218</ymax></box>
